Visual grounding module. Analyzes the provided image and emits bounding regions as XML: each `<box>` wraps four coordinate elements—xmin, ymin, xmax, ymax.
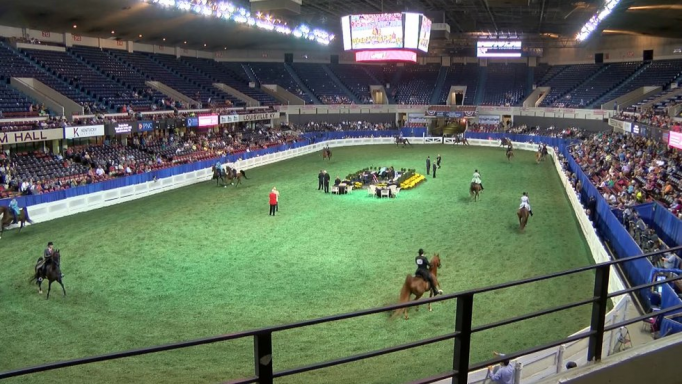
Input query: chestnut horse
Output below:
<box><xmin>506</xmin><ymin>149</ymin><xmax>514</xmax><ymax>162</ymax></box>
<box><xmin>518</xmin><ymin>206</ymin><xmax>529</xmax><ymax>231</ymax></box>
<box><xmin>0</xmin><ymin>205</ymin><xmax>33</xmax><ymax>239</ymax></box>
<box><xmin>322</xmin><ymin>147</ymin><xmax>332</xmax><ymax>161</ymax></box>
<box><xmin>470</xmin><ymin>182</ymin><xmax>481</xmax><ymax>202</ymax></box>
<box><xmin>393</xmin><ymin>254</ymin><xmax>442</xmax><ymax>320</ymax></box>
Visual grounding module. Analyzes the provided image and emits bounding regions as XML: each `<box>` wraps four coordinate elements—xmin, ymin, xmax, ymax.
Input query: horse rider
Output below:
<box><xmin>520</xmin><ymin>192</ymin><xmax>534</xmax><ymax>216</ymax></box>
<box><xmin>215</xmin><ymin>159</ymin><xmax>223</xmax><ymax>176</ymax></box>
<box><xmin>8</xmin><ymin>197</ymin><xmax>20</xmax><ymax>224</ymax></box>
<box><xmin>472</xmin><ymin>169</ymin><xmax>484</xmax><ymax>190</ymax></box>
<box><xmin>415</xmin><ymin>249</ymin><xmax>442</xmax><ymax>296</ymax></box>
<box><xmin>38</xmin><ymin>241</ymin><xmax>59</xmax><ymax>277</ymax></box>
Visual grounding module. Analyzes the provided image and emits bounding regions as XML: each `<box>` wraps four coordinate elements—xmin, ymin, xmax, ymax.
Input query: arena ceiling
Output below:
<box><xmin>0</xmin><ymin>0</ymin><xmax>680</xmax><ymax>52</ymax></box>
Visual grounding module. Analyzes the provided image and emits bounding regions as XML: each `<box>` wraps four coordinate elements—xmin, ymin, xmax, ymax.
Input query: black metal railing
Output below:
<box><xmin>3</xmin><ymin>246</ymin><xmax>682</xmax><ymax>383</ymax></box>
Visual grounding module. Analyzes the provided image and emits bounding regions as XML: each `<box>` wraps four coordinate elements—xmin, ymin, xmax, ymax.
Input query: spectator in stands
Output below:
<box><xmin>487</xmin><ymin>352</ymin><xmax>514</xmax><ymax>384</ymax></box>
<box><xmin>663</xmin><ymin>252</ymin><xmax>679</xmax><ymax>270</ymax></box>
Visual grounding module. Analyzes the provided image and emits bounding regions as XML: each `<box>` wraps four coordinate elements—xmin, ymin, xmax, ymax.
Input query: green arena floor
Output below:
<box><xmin>0</xmin><ymin>144</ymin><xmax>596</xmax><ymax>384</ymax></box>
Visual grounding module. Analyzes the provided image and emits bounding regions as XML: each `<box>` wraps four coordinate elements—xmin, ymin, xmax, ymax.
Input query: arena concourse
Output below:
<box><xmin>1</xmin><ymin>1</ymin><xmax>682</xmax><ymax>383</ymax></box>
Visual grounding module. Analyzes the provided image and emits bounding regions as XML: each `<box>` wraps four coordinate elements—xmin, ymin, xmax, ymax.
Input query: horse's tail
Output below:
<box><xmin>391</xmin><ymin>274</ymin><xmax>413</xmax><ymax>319</ymax></box>
<box><xmin>240</xmin><ymin>170</ymin><xmax>248</xmax><ymax>179</ymax></box>
<box><xmin>23</xmin><ymin>207</ymin><xmax>33</xmax><ymax>224</ymax></box>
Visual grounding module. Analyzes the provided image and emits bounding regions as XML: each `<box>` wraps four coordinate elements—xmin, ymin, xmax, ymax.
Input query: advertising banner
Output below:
<box><xmin>186</xmin><ymin>117</ymin><xmax>199</xmax><ymax>127</ymax></box>
<box><xmin>0</xmin><ymin>128</ymin><xmax>63</xmax><ymax>144</ymax></box>
<box><xmin>137</xmin><ymin>121</ymin><xmax>154</xmax><ymax>132</ymax></box>
<box><xmin>64</xmin><ymin>125</ymin><xmax>105</xmax><ymax>139</ymax></box>
<box><xmin>198</xmin><ymin>115</ymin><xmax>219</xmax><ymax>127</ymax></box>
<box><xmin>668</xmin><ymin>131</ymin><xmax>682</xmax><ymax>150</ymax></box>
<box><xmin>220</xmin><ymin>114</ymin><xmax>239</xmax><ymax>124</ymax></box>
<box><xmin>478</xmin><ymin>115</ymin><xmax>501</xmax><ymax>125</ymax></box>
<box><xmin>608</xmin><ymin>118</ymin><xmax>632</xmax><ymax>133</ymax></box>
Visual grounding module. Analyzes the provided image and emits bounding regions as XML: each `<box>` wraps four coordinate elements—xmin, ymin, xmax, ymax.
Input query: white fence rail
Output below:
<box><xmin>8</xmin><ymin>137</ymin><xmax>630</xmax><ymax>384</ymax></box>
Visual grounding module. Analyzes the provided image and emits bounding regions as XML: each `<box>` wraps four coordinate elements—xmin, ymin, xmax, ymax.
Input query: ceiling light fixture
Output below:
<box><xmin>204</xmin><ymin>43</ymin><xmax>207</xmax><ymax>47</ymax></box>
<box><xmin>139</xmin><ymin>34</ymin><xmax>143</xmax><ymax>38</ymax></box>
<box><xmin>162</xmin><ymin>38</ymin><xmax>166</xmax><ymax>41</ymax></box>
<box><xmin>111</xmin><ymin>30</ymin><xmax>115</xmax><ymax>34</ymax></box>
<box><xmin>184</xmin><ymin>41</ymin><xmax>187</xmax><ymax>44</ymax></box>
<box><xmin>73</xmin><ymin>24</ymin><xmax>77</xmax><ymax>29</ymax></box>
<box><xmin>628</xmin><ymin>5</ymin><xmax>682</xmax><ymax>11</ymax></box>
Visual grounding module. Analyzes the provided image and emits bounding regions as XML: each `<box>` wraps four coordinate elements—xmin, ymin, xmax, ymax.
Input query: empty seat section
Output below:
<box><xmin>438</xmin><ymin>64</ymin><xmax>479</xmax><ymax>105</ymax></box>
<box><xmin>69</xmin><ymin>46</ymin><xmax>162</xmax><ymax>110</ymax></box>
<box><xmin>327</xmin><ymin>64</ymin><xmax>376</xmax><ymax>103</ymax></box>
<box><xmin>564</xmin><ymin>62</ymin><xmax>641</xmax><ymax>107</ymax></box>
<box><xmin>180</xmin><ymin>58</ymin><xmax>277</xmax><ymax>106</ymax></box>
<box><xmin>290</xmin><ymin>63</ymin><xmax>352</xmax><ymax>104</ymax></box>
<box><xmin>0</xmin><ymin>82</ymin><xmax>32</xmax><ymax>114</ymax></box>
<box><xmin>539</xmin><ymin>64</ymin><xmax>601</xmax><ymax>107</ymax></box>
<box><xmin>393</xmin><ymin>64</ymin><xmax>440</xmax><ymax>105</ymax></box>
<box><xmin>247</xmin><ymin>63</ymin><xmax>314</xmax><ymax>104</ymax></box>
<box><xmin>481</xmin><ymin>63</ymin><xmax>527</xmax><ymax>106</ymax></box>
<box><xmin>605</xmin><ymin>59</ymin><xmax>682</xmax><ymax>101</ymax></box>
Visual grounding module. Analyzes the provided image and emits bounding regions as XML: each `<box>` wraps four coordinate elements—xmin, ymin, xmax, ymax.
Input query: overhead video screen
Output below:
<box><xmin>350</xmin><ymin>13</ymin><xmax>403</xmax><ymax>50</ymax></box>
<box><xmin>403</xmin><ymin>13</ymin><xmax>420</xmax><ymax>50</ymax></box>
<box><xmin>418</xmin><ymin>16</ymin><xmax>432</xmax><ymax>52</ymax></box>
<box><xmin>477</xmin><ymin>41</ymin><xmax>522</xmax><ymax>58</ymax></box>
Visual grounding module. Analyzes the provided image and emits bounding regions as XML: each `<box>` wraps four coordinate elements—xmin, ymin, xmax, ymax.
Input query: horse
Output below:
<box><xmin>393</xmin><ymin>254</ymin><xmax>442</xmax><ymax>320</ymax></box>
<box><xmin>518</xmin><ymin>206</ymin><xmax>529</xmax><ymax>231</ymax></box>
<box><xmin>454</xmin><ymin>136</ymin><xmax>469</xmax><ymax>146</ymax></box>
<box><xmin>0</xmin><ymin>205</ymin><xmax>33</xmax><ymax>239</ymax></box>
<box><xmin>506</xmin><ymin>149</ymin><xmax>514</xmax><ymax>162</ymax></box>
<box><xmin>31</xmin><ymin>250</ymin><xmax>65</xmax><ymax>299</ymax></box>
<box><xmin>470</xmin><ymin>182</ymin><xmax>481</xmax><ymax>202</ymax></box>
<box><xmin>225</xmin><ymin>166</ymin><xmax>248</xmax><ymax>186</ymax></box>
<box><xmin>395</xmin><ymin>137</ymin><xmax>412</xmax><ymax>148</ymax></box>
<box><xmin>212</xmin><ymin>166</ymin><xmax>227</xmax><ymax>187</ymax></box>
<box><xmin>536</xmin><ymin>147</ymin><xmax>548</xmax><ymax>163</ymax></box>
<box><xmin>322</xmin><ymin>147</ymin><xmax>332</xmax><ymax>161</ymax></box>
<box><xmin>500</xmin><ymin>138</ymin><xmax>511</xmax><ymax>147</ymax></box>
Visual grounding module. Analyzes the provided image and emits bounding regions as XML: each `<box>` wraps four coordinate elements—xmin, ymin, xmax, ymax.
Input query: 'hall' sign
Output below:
<box><xmin>0</xmin><ymin>128</ymin><xmax>64</xmax><ymax>145</ymax></box>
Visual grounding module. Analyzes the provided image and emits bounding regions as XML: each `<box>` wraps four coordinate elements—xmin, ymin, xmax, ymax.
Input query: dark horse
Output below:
<box><xmin>470</xmin><ymin>182</ymin><xmax>481</xmax><ymax>202</ymax></box>
<box><xmin>500</xmin><ymin>138</ymin><xmax>512</xmax><ymax>147</ymax></box>
<box><xmin>322</xmin><ymin>147</ymin><xmax>332</xmax><ymax>161</ymax></box>
<box><xmin>454</xmin><ymin>136</ymin><xmax>469</xmax><ymax>145</ymax></box>
<box><xmin>518</xmin><ymin>206</ymin><xmax>529</xmax><ymax>231</ymax></box>
<box><xmin>506</xmin><ymin>148</ymin><xmax>514</xmax><ymax>162</ymax></box>
<box><xmin>0</xmin><ymin>205</ymin><xmax>33</xmax><ymax>239</ymax></box>
<box><xmin>32</xmin><ymin>250</ymin><xmax>65</xmax><ymax>299</ymax></box>
<box><xmin>395</xmin><ymin>136</ymin><xmax>412</xmax><ymax>148</ymax></box>
<box><xmin>393</xmin><ymin>254</ymin><xmax>442</xmax><ymax>320</ymax></box>
<box><xmin>213</xmin><ymin>166</ymin><xmax>248</xmax><ymax>187</ymax></box>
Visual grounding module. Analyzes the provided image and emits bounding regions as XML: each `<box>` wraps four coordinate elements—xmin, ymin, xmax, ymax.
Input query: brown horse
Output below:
<box><xmin>322</xmin><ymin>147</ymin><xmax>332</xmax><ymax>161</ymax></box>
<box><xmin>470</xmin><ymin>182</ymin><xmax>481</xmax><ymax>201</ymax></box>
<box><xmin>32</xmin><ymin>250</ymin><xmax>65</xmax><ymax>299</ymax></box>
<box><xmin>395</xmin><ymin>137</ymin><xmax>412</xmax><ymax>147</ymax></box>
<box><xmin>225</xmin><ymin>166</ymin><xmax>248</xmax><ymax>186</ymax></box>
<box><xmin>506</xmin><ymin>149</ymin><xmax>514</xmax><ymax>162</ymax></box>
<box><xmin>393</xmin><ymin>254</ymin><xmax>442</xmax><ymax>320</ymax></box>
<box><xmin>518</xmin><ymin>206</ymin><xmax>529</xmax><ymax>231</ymax></box>
<box><xmin>0</xmin><ymin>205</ymin><xmax>33</xmax><ymax>239</ymax></box>
<box><xmin>500</xmin><ymin>138</ymin><xmax>511</xmax><ymax>147</ymax></box>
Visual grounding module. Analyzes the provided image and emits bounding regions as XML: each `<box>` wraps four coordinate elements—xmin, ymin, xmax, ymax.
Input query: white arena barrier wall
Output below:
<box><xmin>12</xmin><ymin>137</ymin><xmax>629</xmax><ymax>383</ymax></box>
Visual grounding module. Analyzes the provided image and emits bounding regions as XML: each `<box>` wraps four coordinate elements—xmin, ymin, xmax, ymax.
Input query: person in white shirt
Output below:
<box><xmin>471</xmin><ymin>169</ymin><xmax>484</xmax><ymax>190</ymax></box>
<box><xmin>520</xmin><ymin>192</ymin><xmax>533</xmax><ymax>216</ymax></box>
<box><xmin>272</xmin><ymin>187</ymin><xmax>280</xmax><ymax>212</ymax></box>
<box><xmin>95</xmin><ymin>166</ymin><xmax>105</xmax><ymax>177</ymax></box>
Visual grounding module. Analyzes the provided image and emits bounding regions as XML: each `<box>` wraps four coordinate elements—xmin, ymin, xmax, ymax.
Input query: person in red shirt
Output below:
<box><xmin>269</xmin><ymin>188</ymin><xmax>278</xmax><ymax>216</ymax></box>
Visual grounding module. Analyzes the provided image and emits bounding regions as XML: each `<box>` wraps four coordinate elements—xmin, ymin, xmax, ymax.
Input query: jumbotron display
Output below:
<box><xmin>476</xmin><ymin>41</ymin><xmax>523</xmax><ymax>58</ymax></box>
<box><xmin>341</xmin><ymin>12</ymin><xmax>431</xmax><ymax>63</ymax></box>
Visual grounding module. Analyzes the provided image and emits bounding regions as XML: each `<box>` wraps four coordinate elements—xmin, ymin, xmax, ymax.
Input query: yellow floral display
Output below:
<box><xmin>400</xmin><ymin>173</ymin><xmax>426</xmax><ymax>190</ymax></box>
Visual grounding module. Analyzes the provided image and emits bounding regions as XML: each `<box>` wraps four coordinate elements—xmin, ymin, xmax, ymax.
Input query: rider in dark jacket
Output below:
<box><xmin>415</xmin><ymin>249</ymin><xmax>441</xmax><ymax>296</ymax></box>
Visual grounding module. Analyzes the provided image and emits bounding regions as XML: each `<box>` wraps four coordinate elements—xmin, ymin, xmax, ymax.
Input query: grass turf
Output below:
<box><xmin>0</xmin><ymin>144</ymin><xmax>596</xmax><ymax>384</ymax></box>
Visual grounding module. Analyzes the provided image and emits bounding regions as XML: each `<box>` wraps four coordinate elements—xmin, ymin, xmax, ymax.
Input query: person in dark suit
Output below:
<box><xmin>317</xmin><ymin>170</ymin><xmax>324</xmax><ymax>190</ymax></box>
<box><xmin>436</xmin><ymin>154</ymin><xmax>442</xmax><ymax>169</ymax></box>
<box><xmin>334</xmin><ymin>176</ymin><xmax>341</xmax><ymax>186</ymax></box>
<box><xmin>432</xmin><ymin>163</ymin><xmax>437</xmax><ymax>178</ymax></box>
<box><xmin>323</xmin><ymin>170</ymin><xmax>331</xmax><ymax>193</ymax></box>
<box><xmin>426</xmin><ymin>156</ymin><xmax>431</xmax><ymax>175</ymax></box>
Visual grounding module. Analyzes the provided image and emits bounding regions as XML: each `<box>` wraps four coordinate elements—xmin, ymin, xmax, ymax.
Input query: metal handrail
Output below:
<box><xmin>2</xmin><ymin>246</ymin><xmax>682</xmax><ymax>383</ymax></box>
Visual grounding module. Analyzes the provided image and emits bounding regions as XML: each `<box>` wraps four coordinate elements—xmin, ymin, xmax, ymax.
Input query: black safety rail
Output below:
<box><xmin>3</xmin><ymin>246</ymin><xmax>682</xmax><ymax>384</ymax></box>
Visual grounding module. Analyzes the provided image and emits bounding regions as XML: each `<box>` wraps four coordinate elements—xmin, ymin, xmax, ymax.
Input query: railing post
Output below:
<box><xmin>453</xmin><ymin>293</ymin><xmax>474</xmax><ymax>384</ymax></box>
<box><xmin>254</xmin><ymin>332</ymin><xmax>273</xmax><ymax>384</ymax></box>
<box><xmin>588</xmin><ymin>264</ymin><xmax>610</xmax><ymax>362</ymax></box>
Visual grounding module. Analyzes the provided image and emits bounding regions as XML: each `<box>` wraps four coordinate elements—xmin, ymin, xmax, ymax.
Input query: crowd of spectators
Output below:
<box><xmin>319</xmin><ymin>95</ymin><xmax>353</xmax><ymax>105</ymax></box>
<box><xmin>616</xmin><ymin>108</ymin><xmax>682</xmax><ymax>130</ymax></box>
<box><xmin>291</xmin><ymin>121</ymin><xmax>395</xmax><ymax>132</ymax></box>
<box><xmin>0</xmin><ymin>123</ymin><xmax>304</xmax><ymax>199</ymax></box>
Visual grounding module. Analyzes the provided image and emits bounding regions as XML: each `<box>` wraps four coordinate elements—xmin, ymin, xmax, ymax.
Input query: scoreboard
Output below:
<box><xmin>341</xmin><ymin>12</ymin><xmax>432</xmax><ymax>63</ymax></box>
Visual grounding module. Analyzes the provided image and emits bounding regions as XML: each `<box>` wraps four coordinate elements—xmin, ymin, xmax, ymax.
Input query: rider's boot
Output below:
<box><xmin>530</xmin><ymin>210</ymin><xmax>534</xmax><ymax>216</ymax></box>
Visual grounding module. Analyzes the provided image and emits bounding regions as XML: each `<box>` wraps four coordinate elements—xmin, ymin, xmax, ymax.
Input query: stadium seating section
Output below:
<box><xmin>0</xmin><ymin>42</ymin><xmax>680</xmax><ymax>113</ymax></box>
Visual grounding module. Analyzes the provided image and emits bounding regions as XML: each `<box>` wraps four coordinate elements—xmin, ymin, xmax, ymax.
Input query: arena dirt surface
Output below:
<box><xmin>0</xmin><ymin>144</ymin><xmax>595</xmax><ymax>384</ymax></box>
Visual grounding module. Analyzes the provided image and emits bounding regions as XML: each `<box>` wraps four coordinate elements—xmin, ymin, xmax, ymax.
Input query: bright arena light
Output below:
<box><xmin>144</xmin><ymin>0</ymin><xmax>334</xmax><ymax>46</ymax></box>
<box><xmin>576</xmin><ymin>0</ymin><xmax>621</xmax><ymax>42</ymax></box>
